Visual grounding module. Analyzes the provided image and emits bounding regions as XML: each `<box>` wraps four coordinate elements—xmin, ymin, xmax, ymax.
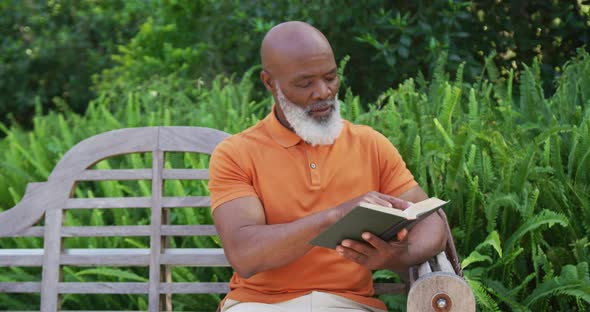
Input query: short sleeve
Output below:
<box><xmin>374</xmin><ymin>131</ymin><xmax>417</xmax><ymax>196</ymax></box>
<box><xmin>208</xmin><ymin>139</ymin><xmax>258</xmax><ymax>211</ymax></box>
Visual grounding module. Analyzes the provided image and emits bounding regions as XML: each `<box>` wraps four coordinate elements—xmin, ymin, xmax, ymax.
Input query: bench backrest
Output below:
<box><xmin>0</xmin><ymin>127</ymin><xmax>231</xmax><ymax>311</ymax></box>
<box><xmin>0</xmin><ymin>126</ymin><xmax>409</xmax><ymax>311</ymax></box>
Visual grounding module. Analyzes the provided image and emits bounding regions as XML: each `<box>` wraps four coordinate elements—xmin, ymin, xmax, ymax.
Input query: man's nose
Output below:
<box><xmin>312</xmin><ymin>81</ymin><xmax>332</xmax><ymax>101</ymax></box>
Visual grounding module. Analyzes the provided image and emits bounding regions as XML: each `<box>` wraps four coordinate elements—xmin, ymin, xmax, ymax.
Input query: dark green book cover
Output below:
<box><xmin>309</xmin><ymin>197</ymin><xmax>448</xmax><ymax>249</ymax></box>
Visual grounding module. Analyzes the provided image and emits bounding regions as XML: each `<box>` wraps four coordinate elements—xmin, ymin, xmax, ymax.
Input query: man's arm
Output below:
<box><xmin>212</xmin><ymin>192</ymin><xmax>410</xmax><ymax>279</ymax></box>
<box><xmin>336</xmin><ymin>185</ymin><xmax>448</xmax><ymax>271</ymax></box>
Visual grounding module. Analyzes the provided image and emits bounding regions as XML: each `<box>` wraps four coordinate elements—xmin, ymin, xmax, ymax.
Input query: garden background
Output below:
<box><xmin>1</xmin><ymin>0</ymin><xmax>590</xmax><ymax>311</ymax></box>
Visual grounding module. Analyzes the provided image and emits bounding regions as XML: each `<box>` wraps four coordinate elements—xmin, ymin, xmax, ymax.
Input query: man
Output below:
<box><xmin>209</xmin><ymin>21</ymin><xmax>447</xmax><ymax>312</ymax></box>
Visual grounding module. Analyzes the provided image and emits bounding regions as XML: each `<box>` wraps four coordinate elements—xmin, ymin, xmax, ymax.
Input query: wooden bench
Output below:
<box><xmin>0</xmin><ymin>126</ymin><xmax>475</xmax><ymax>311</ymax></box>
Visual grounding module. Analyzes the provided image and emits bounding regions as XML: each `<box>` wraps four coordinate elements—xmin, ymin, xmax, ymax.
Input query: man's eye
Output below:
<box><xmin>297</xmin><ymin>81</ymin><xmax>311</xmax><ymax>88</ymax></box>
<box><xmin>325</xmin><ymin>76</ymin><xmax>337</xmax><ymax>82</ymax></box>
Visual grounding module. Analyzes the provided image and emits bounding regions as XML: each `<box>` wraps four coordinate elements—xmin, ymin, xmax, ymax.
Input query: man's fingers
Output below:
<box><xmin>341</xmin><ymin>239</ymin><xmax>374</xmax><ymax>256</ymax></box>
<box><xmin>397</xmin><ymin>228</ymin><xmax>408</xmax><ymax>241</ymax></box>
<box><xmin>378</xmin><ymin>194</ymin><xmax>412</xmax><ymax>210</ymax></box>
<box><xmin>361</xmin><ymin>232</ymin><xmax>391</xmax><ymax>251</ymax></box>
<box><xmin>336</xmin><ymin>244</ymin><xmax>368</xmax><ymax>265</ymax></box>
<box><xmin>362</xmin><ymin>195</ymin><xmax>392</xmax><ymax>208</ymax></box>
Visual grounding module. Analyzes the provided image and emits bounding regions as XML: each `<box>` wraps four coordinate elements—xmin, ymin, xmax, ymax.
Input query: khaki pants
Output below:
<box><xmin>220</xmin><ymin>291</ymin><xmax>386</xmax><ymax>312</ymax></box>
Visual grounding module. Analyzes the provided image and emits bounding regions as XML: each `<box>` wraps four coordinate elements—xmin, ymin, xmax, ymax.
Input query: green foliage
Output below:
<box><xmin>365</xmin><ymin>49</ymin><xmax>590</xmax><ymax>311</ymax></box>
<box><xmin>2</xmin><ymin>44</ymin><xmax>590</xmax><ymax>311</ymax></box>
<box><xmin>4</xmin><ymin>1</ymin><xmax>589</xmax><ymax>130</ymax></box>
<box><xmin>0</xmin><ymin>0</ymin><xmax>149</xmax><ymax>127</ymax></box>
<box><xmin>95</xmin><ymin>0</ymin><xmax>590</xmax><ymax>107</ymax></box>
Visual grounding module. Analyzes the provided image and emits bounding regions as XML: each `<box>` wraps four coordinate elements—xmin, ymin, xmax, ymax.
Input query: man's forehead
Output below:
<box><xmin>261</xmin><ymin>21</ymin><xmax>334</xmax><ymax>72</ymax></box>
<box><xmin>292</xmin><ymin>66</ymin><xmax>338</xmax><ymax>80</ymax></box>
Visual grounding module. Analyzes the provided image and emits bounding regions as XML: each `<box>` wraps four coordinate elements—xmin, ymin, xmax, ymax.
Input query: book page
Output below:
<box><xmin>358</xmin><ymin>202</ymin><xmax>407</xmax><ymax>217</ymax></box>
<box><xmin>405</xmin><ymin>197</ymin><xmax>448</xmax><ymax>218</ymax></box>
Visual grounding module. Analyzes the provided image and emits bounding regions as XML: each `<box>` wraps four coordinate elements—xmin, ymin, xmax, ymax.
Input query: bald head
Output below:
<box><xmin>261</xmin><ymin>21</ymin><xmax>334</xmax><ymax>74</ymax></box>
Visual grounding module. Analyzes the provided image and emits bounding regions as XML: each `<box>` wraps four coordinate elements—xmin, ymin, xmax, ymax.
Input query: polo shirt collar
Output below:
<box><xmin>265</xmin><ymin>105</ymin><xmax>302</xmax><ymax>148</ymax></box>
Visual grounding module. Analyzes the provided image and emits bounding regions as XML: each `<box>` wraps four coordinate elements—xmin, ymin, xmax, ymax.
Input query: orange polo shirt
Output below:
<box><xmin>208</xmin><ymin>106</ymin><xmax>417</xmax><ymax>310</ymax></box>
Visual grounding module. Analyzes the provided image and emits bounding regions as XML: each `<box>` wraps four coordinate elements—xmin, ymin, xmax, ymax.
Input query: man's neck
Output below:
<box><xmin>274</xmin><ymin>106</ymin><xmax>295</xmax><ymax>132</ymax></box>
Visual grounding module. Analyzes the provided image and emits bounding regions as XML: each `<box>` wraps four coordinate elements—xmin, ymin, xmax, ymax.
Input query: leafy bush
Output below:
<box><xmin>4</xmin><ymin>1</ymin><xmax>588</xmax><ymax>129</ymax></box>
<box><xmin>0</xmin><ymin>0</ymin><xmax>149</xmax><ymax>127</ymax></box>
<box><xmin>2</xmin><ymin>50</ymin><xmax>590</xmax><ymax>310</ymax></box>
<box><xmin>96</xmin><ymin>0</ymin><xmax>590</xmax><ymax>103</ymax></box>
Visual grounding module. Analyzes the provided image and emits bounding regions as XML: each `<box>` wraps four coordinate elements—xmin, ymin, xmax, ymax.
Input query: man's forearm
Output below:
<box><xmin>216</xmin><ymin>192</ymin><xmax>411</xmax><ymax>278</ymax></box>
<box><xmin>394</xmin><ymin>213</ymin><xmax>447</xmax><ymax>270</ymax></box>
<box><xmin>226</xmin><ymin>208</ymin><xmax>339</xmax><ymax>278</ymax></box>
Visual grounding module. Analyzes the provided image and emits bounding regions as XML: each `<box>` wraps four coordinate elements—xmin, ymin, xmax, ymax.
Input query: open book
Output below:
<box><xmin>309</xmin><ymin>197</ymin><xmax>448</xmax><ymax>249</ymax></box>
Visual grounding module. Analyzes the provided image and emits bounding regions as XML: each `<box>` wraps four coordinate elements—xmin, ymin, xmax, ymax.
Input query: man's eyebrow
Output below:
<box><xmin>294</xmin><ymin>68</ymin><xmax>338</xmax><ymax>80</ymax></box>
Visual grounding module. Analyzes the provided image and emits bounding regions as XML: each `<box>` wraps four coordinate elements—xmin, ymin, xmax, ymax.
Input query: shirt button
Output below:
<box><xmin>310</xmin><ymin>163</ymin><xmax>317</xmax><ymax>169</ymax></box>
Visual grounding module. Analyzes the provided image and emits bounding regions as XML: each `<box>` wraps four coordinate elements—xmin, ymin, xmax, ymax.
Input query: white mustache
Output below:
<box><xmin>305</xmin><ymin>100</ymin><xmax>337</xmax><ymax>112</ymax></box>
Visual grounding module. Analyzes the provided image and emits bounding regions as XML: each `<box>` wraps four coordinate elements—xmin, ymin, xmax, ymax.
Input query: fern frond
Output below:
<box><xmin>485</xmin><ymin>279</ymin><xmax>530</xmax><ymax>311</ymax></box>
<box><xmin>504</xmin><ymin>210</ymin><xmax>568</xmax><ymax>253</ymax></box>
<box><xmin>439</xmin><ymin>83</ymin><xmax>461</xmax><ymax>132</ymax></box>
<box><xmin>433</xmin><ymin>118</ymin><xmax>455</xmax><ymax>149</ymax></box>
<box><xmin>464</xmin><ymin>175</ymin><xmax>480</xmax><ymax>248</ymax></box>
<box><xmin>467</xmin><ymin>88</ymin><xmax>479</xmax><ymax>127</ymax></box>
<box><xmin>455</xmin><ymin>62</ymin><xmax>465</xmax><ymax>87</ymax></box>
<box><xmin>512</xmin><ymin>146</ymin><xmax>536</xmax><ymax>191</ymax></box>
<box><xmin>462</xmin><ymin>250</ymin><xmax>493</xmax><ymax>269</ymax></box>
<box><xmin>572</xmin><ymin>238</ymin><xmax>590</xmax><ymax>264</ymax></box>
<box><xmin>522</xmin><ymin>188</ymin><xmax>540</xmax><ymax>218</ymax></box>
<box><xmin>481</xmin><ymin>148</ymin><xmax>496</xmax><ymax>190</ymax></box>
<box><xmin>523</xmin><ymin>262</ymin><xmax>590</xmax><ymax>307</ymax></box>
<box><xmin>475</xmin><ymin>230</ymin><xmax>503</xmax><ymax>258</ymax></box>
<box><xmin>466</xmin><ymin>278</ymin><xmax>502</xmax><ymax>312</ymax></box>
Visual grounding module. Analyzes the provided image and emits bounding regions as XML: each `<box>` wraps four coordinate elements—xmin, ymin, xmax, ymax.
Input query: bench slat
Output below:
<box><xmin>61</xmin><ymin>225</ymin><xmax>217</xmax><ymax>237</ymax></box>
<box><xmin>436</xmin><ymin>251</ymin><xmax>455</xmax><ymax>273</ymax></box>
<box><xmin>0</xmin><ymin>282</ymin><xmax>41</xmax><ymax>293</ymax></box>
<box><xmin>64</xmin><ymin>196</ymin><xmax>210</xmax><ymax>209</ymax></box>
<box><xmin>0</xmin><ymin>249</ymin><xmax>43</xmax><ymax>266</ymax></box>
<box><xmin>0</xmin><ymin>281</ymin><xmax>401</xmax><ymax>295</ymax></box>
<box><xmin>0</xmin><ymin>248</ymin><xmax>228</xmax><ymax>267</ymax></box>
<box><xmin>12</xmin><ymin>226</ymin><xmax>44</xmax><ymax>237</ymax></box>
<box><xmin>60</xmin><ymin>282</ymin><xmax>148</xmax><ymax>294</ymax></box>
<box><xmin>162</xmin><ymin>196</ymin><xmax>210</xmax><ymax>208</ymax></box>
<box><xmin>57</xmin><ymin>282</ymin><xmax>231</xmax><ymax>294</ymax></box>
<box><xmin>78</xmin><ymin>169</ymin><xmax>152</xmax><ymax>181</ymax></box>
<box><xmin>62</xmin><ymin>226</ymin><xmax>151</xmax><ymax>237</ymax></box>
<box><xmin>3</xmin><ymin>225</ymin><xmax>218</xmax><ymax>238</ymax></box>
<box><xmin>76</xmin><ymin>169</ymin><xmax>210</xmax><ymax>181</ymax></box>
<box><xmin>148</xmin><ymin>148</ymin><xmax>164</xmax><ymax>311</ymax></box>
<box><xmin>161</xmin><ymin>225</ymin><xmax>217</xmax><ymax>236</ymax></box>
<box><xmin>160</xmin><ymin>248</ymin><xmax>229</xmax><ymax>266</ymax></box>
<box><xmin>66</xmin><ymin>198</ymin><xmax>151</xmax><ymax>209</ymax></box>
<box><xmin>160</xmin><ymin>282</ymin><xmax>229</xmax><ymax>294</ymax></box>
<box><xmin>162</xmin><ymin>169</ymin><xmax>209</xmax><ymax>180</ymax></box>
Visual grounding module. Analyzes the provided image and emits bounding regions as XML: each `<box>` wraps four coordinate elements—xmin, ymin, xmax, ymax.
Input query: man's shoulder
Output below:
<box><xmin>344</xmin><ymin>121</ymin><xmax>385</xmax><ymax>140</ymax></box>
<box><xmin>214</xmin><ymin>120</ymin><xmax>268</xmax><ymax>154</ymax></box>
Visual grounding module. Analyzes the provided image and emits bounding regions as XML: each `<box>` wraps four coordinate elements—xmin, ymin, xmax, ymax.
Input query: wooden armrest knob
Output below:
<box><xmin>407</xmin><ymin>272</ymin><xmax>475</xmax><ymax>312</ymax></box>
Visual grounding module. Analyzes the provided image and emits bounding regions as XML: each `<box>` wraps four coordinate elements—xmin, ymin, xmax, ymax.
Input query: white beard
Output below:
<box><xmin>276</xmin><ymin>85</ymin><xmax>343</xmax><ymax>146</ymax></box>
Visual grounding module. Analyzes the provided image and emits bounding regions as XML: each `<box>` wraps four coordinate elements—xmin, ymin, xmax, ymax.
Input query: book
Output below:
<box><xmin>309</xmin><ymin>197</ymin><xmax>448</xmax><ymax>249</ymax></box>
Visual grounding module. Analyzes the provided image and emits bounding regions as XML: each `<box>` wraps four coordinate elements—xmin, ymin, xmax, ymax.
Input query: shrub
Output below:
<box><xmin>0</xmin><ymin>0</ymin><xmax>149</xmax><ymax>127</ymax></box>
<box><xmin>95</xmin><ymin>0</ymin><xmax>590</xmax><ymax>103</ymax></box>
<box><xmin>1</xmin><ymin>50</ymin><xmax>590</xmax><ymax>310</ymax></box>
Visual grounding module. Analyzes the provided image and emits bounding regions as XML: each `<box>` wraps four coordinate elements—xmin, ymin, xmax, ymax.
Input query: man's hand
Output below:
<box><xmin>334</xmin><ymin>191</ymin><xmax>412</xmax><ymax>221</ymax></box>
<box><xmin>334</xmin><ymin>191</ymin><xmax>413</xmax><ymax>271</ymax></box>
<box><xmin>336</xmin><ymin>230</ymin><xmax>410</xmax><ymax>271</ymax></box>
<box><xmin>335</xmin><ymin>186</ymin><xmax>447</xmax><ymax>272</ymax></box>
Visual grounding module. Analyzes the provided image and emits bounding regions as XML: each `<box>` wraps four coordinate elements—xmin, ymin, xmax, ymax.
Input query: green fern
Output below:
<box><xmin>523</xmin><ymin>262</ymin><xmax>590</xmax><ymax>307</ymax></box>
<box><xmin>467</xmin><ymin>279</ymin><xmax>502</xmax><ymax>312</ymax></box>
<box><xmin>504</xmin><ymin>210</ymin><xmax>568</xmax><ymax>254</ymax></box>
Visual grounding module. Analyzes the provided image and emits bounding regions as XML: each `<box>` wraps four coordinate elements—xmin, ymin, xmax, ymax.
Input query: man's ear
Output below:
<box><xmin>260</xmin><ymin>70</ymin><xmax>274</xmax><ymax>92</ymax></box>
